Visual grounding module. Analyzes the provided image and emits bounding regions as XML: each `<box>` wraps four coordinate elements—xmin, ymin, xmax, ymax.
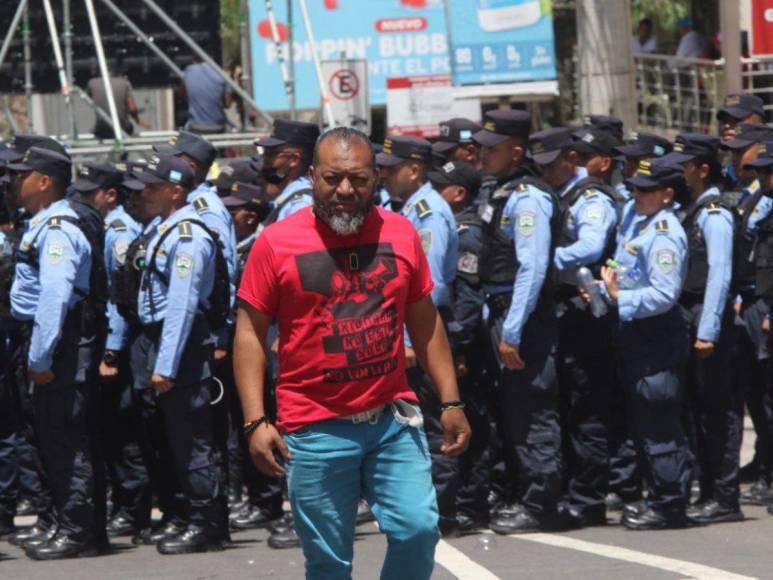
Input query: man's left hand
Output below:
<box><xmin>28</xmin><ymin>369</ymin><xmax>54</xmax><ymax>385</ymax></box>
<box><xmin>152</xmin><ymin>373</ymin><xmax>174</xmax><ymax>394</ymax></box>
<box><xmin>694</xmin><ymin>339</ymin><xmax>715</xmax><ymax>360</ymax></box>
<box><xmin>440</xmin><ymin>408</ymin><xmax>471</xmax><ymax>457</ymax></box>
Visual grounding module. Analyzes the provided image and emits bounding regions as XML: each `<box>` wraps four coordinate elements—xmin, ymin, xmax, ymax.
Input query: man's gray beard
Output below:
<box><xmin>314</xmin><ymin>201</ymin><xmax>371</xmax><ymax>236</ymax></box>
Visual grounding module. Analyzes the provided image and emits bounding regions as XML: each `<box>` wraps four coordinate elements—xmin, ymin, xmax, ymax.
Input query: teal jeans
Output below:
<box><xmin>285</xmin><ymin>402</ymin><xmax>439</xmax><ymax>580</ymax></box>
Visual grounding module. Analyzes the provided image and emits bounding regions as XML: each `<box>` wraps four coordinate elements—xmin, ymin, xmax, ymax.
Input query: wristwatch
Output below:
<box><xmin>103</xmin><ymin>350</ymin><xmax>120</xmax><ymax>367</ymax></box>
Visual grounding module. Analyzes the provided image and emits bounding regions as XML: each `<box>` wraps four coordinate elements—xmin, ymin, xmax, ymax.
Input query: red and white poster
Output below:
<box><xmin>751</xmin><ymin>0</ymin><xmax>773</xmax><ymax>57</ymax></box>
<box><xmin>386</xmin><ymin>75</ymin><xmax>480</xmax><ymax>138</ymax></box>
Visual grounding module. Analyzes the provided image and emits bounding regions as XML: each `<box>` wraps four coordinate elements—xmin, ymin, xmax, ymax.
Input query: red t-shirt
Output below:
<box><xmin>237</xmin><ymin>206</ymin><xmax>433</xmax><ymax>432</ymax></box>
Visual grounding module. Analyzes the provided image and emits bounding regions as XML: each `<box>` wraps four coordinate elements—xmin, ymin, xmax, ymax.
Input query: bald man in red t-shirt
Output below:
<box><xmin>234</xmin><ymin>127</ymin><xmax>470</xmax><ymax>578</ymax></box>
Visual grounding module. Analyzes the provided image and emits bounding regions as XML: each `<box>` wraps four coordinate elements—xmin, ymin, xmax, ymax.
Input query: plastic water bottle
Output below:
<box><xmin>576</xmin><ymin>266</ymin><xmax>608</xmax><ymax>318</ymax></box>
<box><xmin>607</xmin><ymin>259</ymin><xmax>640</xmax><ymax>290</ymax></box>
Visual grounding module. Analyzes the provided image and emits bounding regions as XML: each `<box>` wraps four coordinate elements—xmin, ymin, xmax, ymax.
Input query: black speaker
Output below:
<box><xmin>0</xmin><ymin>0</ymin><xmax>222</xmax><ymax>93</ymax></box>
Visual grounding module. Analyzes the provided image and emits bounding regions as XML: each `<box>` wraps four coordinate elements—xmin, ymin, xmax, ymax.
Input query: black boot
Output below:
<box><xmin>687</xmin><ymin>500</ymin><xmax>744</xmax><ymax>525</ymax></box>
<box><xmin>621</xmin><ymin>508</ymin><xmax>687</xmax><ymax>530</ymax></box>
<box><xmin>8</xmin><ymin>525</ymin><xmax>56</xmax><ymax>548</ymax></box>
<box><xmin>489</xmin><ymin>509</ymin><xmax>541</xmax><ymax>534</ymax></box>
<box><xmin>106</xmin><ymin>515</ymin><xmax>138</xmax><ymax>537</ymax></box>
<box><xmin>231</xmin><ymin>505</ymin><xmax>283</xmax><ymax>530</ymax></box>
<box><xmin>132</xmin><ymin>521</ymin><xmax>185</xmax><ymax>545</ymax></box>
<box><xmin>25</xmin><ymin>532</ymin><xmax>98</xmax><ymax>561</ymax></box>
<box><xmin>156</xmin><ymin>528</ymin><xmax>224</xmax><ymax>555</ymax></box>
<box><xmin>268</xmin><ymin>523</ymin><xmax>300</xmax><ymax>549</ymax></box>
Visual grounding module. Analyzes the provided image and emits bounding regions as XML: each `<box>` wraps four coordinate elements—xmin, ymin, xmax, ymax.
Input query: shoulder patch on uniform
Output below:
<box><xmin>109</xmin><ymin>219</ymin><xmax>127</xmax><ymax>231</ymax></box>
<box><xmin>655</xmin><ymin>220</ymin><xmax>669</xmax><ymax>233</ymax></box>
<box><xmin>113</xmin><ymin>239</ymin><xmax>130</xmax><ymax>265</ymax></box>
<box><xmin>516</xmin><ymin>210</ymin><xmax>537</xmax><ymax>237</ymax></box>
<box><xmin>173</xmin><ymin>251</ymin><xmax>194</xmax><ymax>278</ymax></box>
<box><xmin>193</xmin><ymin>197</ymin><xmax>210</xmax><ymax>213</ymax></box>
<box><xmin>47</xmin><ymin>216</ymin><xmax>62</xmax><ymax>229</ymax></box>
<box><xmin>418</xmin><ymin>229</ymin><xmax>432</xmax><ymax>253</ymax></box>
<box><xmin>178</xmin><ymin>221</ymin><xmax>193</xmax><ymax>239</ymax></box>
<box><xmin>416</xmin><ymin>199</ymin><xmax>432</xmax><ymax>219</ymax></box>
<box><xmin>457</xmin><ymin>252</ymin><xmax>479</xmax><ymax>275</ymax></box>
<box><xmin>655</xmin><ymin>249</ymin><xmax>677</xmax><ymax>274</ymax></box>
<box><xmin>46</xmin><ymin>241</ymin><xmax>65</xmax><ymax>264</ymax></box>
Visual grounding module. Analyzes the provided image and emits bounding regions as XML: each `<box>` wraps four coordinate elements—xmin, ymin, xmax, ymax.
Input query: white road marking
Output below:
<box><xmin>435</xmin><ymin>539</ymin><xmax>501</xmax><ymax>580</ymax></box>
<box><xmin>506</xmin><ymin>533</ymin><xmax>758</xmax><ymax>580</ymax></box>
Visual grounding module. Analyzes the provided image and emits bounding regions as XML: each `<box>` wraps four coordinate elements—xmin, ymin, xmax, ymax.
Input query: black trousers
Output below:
<box><xmin>684</xmin><ymin>301</ymin><xmax>742</xmax><ymax>507</ymax></box>
<box><xmin>557</xmin><ymin>300</ymin><xmax>616</xmax><ymax>518</ymax></box>
<box><xmin>618</xmin><ymin>307</ymin><xmax>691</xmax><ymax>515</ymax></box>
<box><xmin>131</xmin><ymin>316</ymin><xmax>221</xmax><ymax>533</ymax></box>
<box><xmin>489</xmin><ymin>302</ymin><xmax>561</xmax><ymax>521</ymax></box>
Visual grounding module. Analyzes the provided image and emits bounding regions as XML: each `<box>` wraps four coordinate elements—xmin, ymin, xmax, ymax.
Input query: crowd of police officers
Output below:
<box><xmin>1</xmin><ymin>90</ymin><xmax>773</xmax><ymax>561</ymax></box>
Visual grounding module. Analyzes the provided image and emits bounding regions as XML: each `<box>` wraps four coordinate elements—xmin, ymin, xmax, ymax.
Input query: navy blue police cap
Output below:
<box><xmin>433</xmin><ymin>118</ymin><xmax>482</xmax><ymax>153</ymax></box>
<box><xmin>215</xmin><ymin>160</ymin><xmax>261</xmax><ymax>196</ymax></box>
<box><xmin>744</xmin><ymin>141</ymin><xmax>773</xmax><ymax>171</ymax></box>
<box><xmin>135</xmin><ymin>154</ymin><xmax>194</xmax><ymax>190</ymax></box>
<box><xmin>528</xmin><ymin>127</ymin><xmax>574</xmax><ymax>165</ymax></box>
<box><xmin>376</xmin><ymin>136</ymin><xmax>433</xmax><ymax>166</ymax></box>
<box><xmin>0</xmin><ymin>134</ymin><xmax>67</xmax><ymax>163</ymax></box>
<box><xmin>222</xmin><ymin>182</ymin><xmax>265</xmax><ymax>211</ymax></box>
<box><xmin>255</xmin><ymin>119</ymin><xmax>320</xmax><ymax>149</ymax></box>
<box><xmin>7</xmin><ymin>146</ymin><xmax>72</xmax><ymax>179</ymax></box>
<box><xmin>572</xmin><ymin>126</ymin><xmax>620</xmax><ymax>157</ymax></box>
<box><xmin>717</xmin><ymin>93</ymin><xmax>765</xmax><ymax>121</ymax></box>
<box><xmin>625</xmin><ymin>157</ymin><xmax>685</xmax><ymax>191</ymax></box>
<box><xmin>72</xmin><ymin>162</ymin><xmax>123</xmax><ymax>193</ymax></box>
<box><xmin>428</xmin><ymin>161</ymin><xmax>482</xmax><ymax>193</ymax></box>
<box><xmin>614</xmin><ymin>132</ymin><xmax>672</xmax><ymax>159</ymax></box>
<box><xmin>721</xmin><ymin>124</ymin><xmax>773</xmax><ymax>150</ymax></box>
<box><xmin>472</xmin><ymin>110</ymin><xmax>531</xmax><ymax>147</ymax></box>
<box><xmin>154</xmin><ymin>131</ymin><xmax>217</xmax><ymax>167</ymax></box>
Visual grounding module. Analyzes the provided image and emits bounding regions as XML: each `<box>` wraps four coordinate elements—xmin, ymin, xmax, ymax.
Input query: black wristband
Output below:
<box><xmin>440</xmin><ymin>400</ymin><xmax>465</xmax><ymax>412</ymax></box>
<box><xmin>243</xmin><ymin>416</ymin><xmax>270</xmax><ymax>437</ymax></box>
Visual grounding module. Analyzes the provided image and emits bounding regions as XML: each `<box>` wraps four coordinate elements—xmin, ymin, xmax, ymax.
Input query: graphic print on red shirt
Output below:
<box><xmin>237</xmin><ymin>206</ymin><xmax>433</xmax><ymax>432</ymax></box>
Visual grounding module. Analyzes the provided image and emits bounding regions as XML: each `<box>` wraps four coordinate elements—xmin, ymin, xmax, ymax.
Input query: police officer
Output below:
<box><xmin>717</xmin><ymin>93</ymin><xmax>766</xmax><ymax>144</ymax></box>
<box><xmin>132</xmin><ymin>155</ymin><xmax>224</xmax><ymax>555</ymax></box>
<box><xmin>666</xmin><ymin>133</ymin><xmax>743</xmax><ymax>525</ymax></box>
<box><xmin>375</xmin><ymin>135</ymin><xmax>460</xmax><ymax>535</ymax></box>
<box><xmin>529</xmin><ymin>127</ymin><xmax>619</xmax><ymax>529</ymax></box>
<box><xmin>720</xmin><ymin>125</ymin><xmax>773</xmax><ymax>490</ymax></box>
<box><xmin>255</xmin><ymin>118</ymin><xmax>321</xmax><ymax>227</ymax></box>
<box><xmin>71</xmin><ymin>162</ymin><xmax>151</xmax><ymax>537</ymax></box>
<box><xmin>9</xmin><ymin>147</ymin><xmax>105</xmax><ymax>558</ymax></box>
<box><xmin>573</xmin><ymin>126</ymin><xmax>627</xmax><ymax>204</ymax></box>
<box><xmin>428</xmin><ymin>160</ymin><xmax>491</xmax><ymax>532</ymax></box>
<box><xmin>471</xmin><ymin>111</ymin><xmax>561</xmax><ymax>534</ymax></box>
<box><xmin>214</xmin><ymin>160</ymin><xmax>261</xmax><ymax>198</ymax></box>
<box><xmin>614</xmin><ymin>132</ymin><xmax>673</xmax><ymax>191</ymax></box>
<box><xmin>601</xmin><ymin>159</ymin><xmax>691</xmax><ymax>530</ymax></box>
<box><xmin>738</xmin><ymin>142</ymin><xmax>773</xmax><ymax>503</ymax></box>
<box><xmin>432</xmin><ymin>118</ymin><xmax>483</xmax><ymax>170</ymax></box>
<box><xmin>720</xmin><ymin>124</ymin><xmax>773</xmax><ymax>207</ymax></box>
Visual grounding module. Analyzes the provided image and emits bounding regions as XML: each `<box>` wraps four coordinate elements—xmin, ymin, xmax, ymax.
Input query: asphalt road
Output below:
<box><xmin>0</xmin><ymin>422</ymin><xmax>768</xmax><ymax>580</ymax></box>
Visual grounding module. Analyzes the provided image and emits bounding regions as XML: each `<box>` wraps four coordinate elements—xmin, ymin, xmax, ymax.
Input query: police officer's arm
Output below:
<box><xmin>28</xmin><ymin>227</ymin><xmax>88</xmax><ymax>374</ymax></box>
<box><xmin>104</xmin><ymin>228</ymin><xmax>134</xmax><ymax>353</ymax></box>
<box><xmin>419</xmin><ymin>213</ymin><xmax>453</xmax><ymax>308</ymax></box>
<box><xmin>406</xmin><ymin>296</ymin><xmax>470</xmax><ymax>457</ymax></box>
<box><xmin>234</xmin><ymin>304</ymin><xmax>290</xmax><ymax>477</ymax></box>
<box><xmin>554</xmin><ymin>196</ymin><xmax>616</xmax><ymax>270</ymax></box>
<box><xmin>154</xmin><ymin>234</ymin><xmax>214</xmax><ymax>380</ymax></box>
<box><xmin>501</xmin><ymin>192</ymin><xmax>552</xmax><ymax>349</ymax></box>
<box><xmin>614</xmin><ymin>234</ymin><xmax>684</xmax><ymax>320</ymax></box>
<box><xmin>696</xmin><ymin>209</ymin><xmax>734</xmax><ymax>346</ymax></box>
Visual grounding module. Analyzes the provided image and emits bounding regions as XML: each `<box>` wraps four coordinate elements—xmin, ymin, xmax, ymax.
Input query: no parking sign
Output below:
<box><xmin>320</xmin><ymin>60</ymin><xmax>370</xmax><ymax>133</ymax></box>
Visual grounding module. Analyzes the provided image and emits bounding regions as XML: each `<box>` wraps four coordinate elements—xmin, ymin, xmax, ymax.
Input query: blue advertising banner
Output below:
<box><xmin>447</xmin><ymin>0</ymin><xmax>557</xmax><ymax>85</ymax></box>
<box><xmin>248</xmin><ymin>0</ymin><xmax>450</xmax><ymax>111</ymax></box>
<box><xmin>248</xmin><ymin>0</ymin><xmax>557</xmax><ymax>111</ymax></box>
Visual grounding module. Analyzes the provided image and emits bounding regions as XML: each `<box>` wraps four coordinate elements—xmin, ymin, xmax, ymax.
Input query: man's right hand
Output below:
<box><xmin>248</xmin><ymin>423</ymin><xmax>291</xmax><ymax>478</ymax></box>
<box><xmin>499</xmin><ymin>341</ymin><xmax>525</xmax><ymax>370</ymax></box>
<box><xmin>99</xmin><ymin>361</ymin><xmax>119</xmax><ymax>381</ymax></box>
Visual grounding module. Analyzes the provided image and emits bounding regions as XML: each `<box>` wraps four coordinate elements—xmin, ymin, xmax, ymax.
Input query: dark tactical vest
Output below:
<box><xmin>111</xmin><ymin>228</ymin><xmax>155</xmax><ymax>324</ymax></box>
<box><xmin>554</xmin><ymin>176</ymin><xmax>620</xmax><ymax>289</ymax></box>
<box><xmin>479</xmin><ymin>173</ymin><xmax>559</xmax><ymax>298</ymax></box>
<box><xmin>735</xmin><ymin>187</ymin><xmax>766</xmax><ymax>290</ymax></box>
<box><xmin>754</xmin><ymin>195</ymin><xmax>773</xmax><ymax>299</ymax></box>
<box><xmin>0</xmin><ymin>227</ymin><xmax>24</xmax><ymax>321</ymax></box>
<box><xmin>679</xmin><ymin>193</ymin><xmax>733</xmax><ymax>298</ymax></box>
